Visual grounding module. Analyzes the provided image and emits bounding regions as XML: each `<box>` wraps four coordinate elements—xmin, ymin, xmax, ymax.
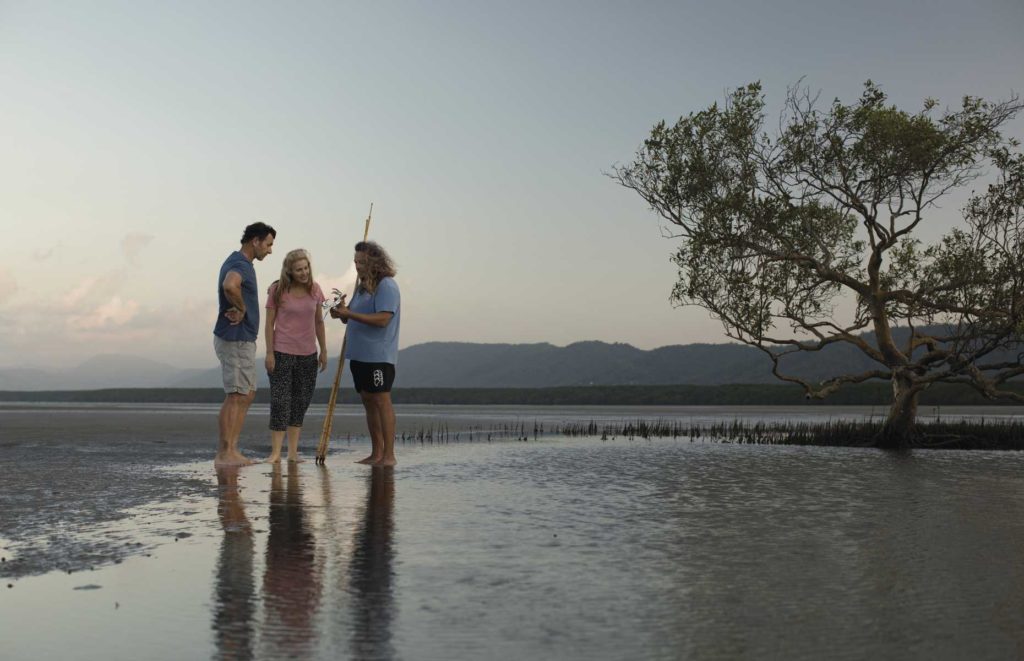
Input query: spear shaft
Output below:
<box><xmin>315</xmin><ymin>203</ymin><xmax>373</xmax><ymax>464</ymax></box>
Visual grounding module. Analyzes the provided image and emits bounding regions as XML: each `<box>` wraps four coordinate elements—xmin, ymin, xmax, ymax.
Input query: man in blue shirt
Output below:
<box><xmin>214</xmin><ymin>222</ymin><xmax>276</xmax><ymax>466</ymax></box>
<box><xmin>331</xmin><ymin>241</ymin><xmax>401</xmax><ymax>466</ymax></box>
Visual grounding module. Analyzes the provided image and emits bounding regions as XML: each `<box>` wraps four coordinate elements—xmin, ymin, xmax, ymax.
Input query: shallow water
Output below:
<box><xmin>3</xmin><ymin>405</ymin><xmax>1024</xmax><ymax>659</ymax></box>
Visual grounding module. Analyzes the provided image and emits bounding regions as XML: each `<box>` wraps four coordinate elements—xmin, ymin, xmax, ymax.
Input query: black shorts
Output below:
<box><xmin>350</xmin><ymin>360</ymin><xmax>396</xmax><ymax>393</ymax></box>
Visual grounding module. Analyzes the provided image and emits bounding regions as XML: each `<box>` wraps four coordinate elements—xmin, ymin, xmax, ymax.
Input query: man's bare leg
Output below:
<box><xmin>226</xmin><ymin>393</ymin><xmax>254</xmax><ymax>465</ymax></box>
<box><xmin>231</xmin><ymin>390</ymin><xmax>256</xmax><ymax>464</ymax></box>
<box><xmin>266</xmin><ymin>430</ymin><xmax>286</xmax><ymax>464</ymax></box>
<box><xmin>357</xmin><ymin>392</ymin><xmax>384</xmax><ymax>464</ymax></box>
<box><xmin>286</xmin><ymin>426</ymin><xmax>305</xmax><ymax>463</ymax></box>
<box><xmin>216</xmin><ymin>390</ymin><xmax>256</xmax><ymax>467</ymax></box>
<box><xmin>375</xmin><ymin>393</ymin><xmax>397</xmax><ymax>467</ymax></box>
<box><xmin>216</xmin><ymin>395</ymin><xmax>234</xmax><ymax>464</ymax></box>
<box><xmin>216</xmin><ymin>393</ymin><xmax>247</xmax><ymax>466</ymax></box>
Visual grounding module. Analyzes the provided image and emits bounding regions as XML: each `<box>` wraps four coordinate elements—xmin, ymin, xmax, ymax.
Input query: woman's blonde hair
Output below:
<box><xmin>271</xmin><ymin>248</ymin><xmax>314</xmax><ymax>307</ymax></box>
<box><xmin>354</xmin><ymin>241</ymin><xmax>397</xmax><ymax>294</ymax></box>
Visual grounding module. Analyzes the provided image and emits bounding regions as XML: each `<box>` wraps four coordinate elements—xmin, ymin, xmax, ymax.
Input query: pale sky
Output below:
<box><xmin>2</xmin><ymin>0</ymin><xmax>1022</xmax><ymax>368</ymax></box>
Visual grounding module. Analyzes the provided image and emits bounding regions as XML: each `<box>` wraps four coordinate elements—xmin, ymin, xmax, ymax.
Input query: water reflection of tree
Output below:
<box><xmin>349</xmin><ymin>466</ymin><xmax>397</xmax><ymax>660</ymax></box>
<box><xmin>212</xmin><ymin>466</ymin><xmax>255</xmax><ymax>661</ymax></box>
<box><xmin>260</xmin><ymin>463</ymin><xmax>322</xmax><ymax>658</ymax></box>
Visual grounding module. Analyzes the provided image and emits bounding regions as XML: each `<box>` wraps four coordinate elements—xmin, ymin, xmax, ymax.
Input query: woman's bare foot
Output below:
<box><xmin>287</xmin><ymin>456</ymin><xmax>306</xmax><ymax>464</ymax></box>
<box><xmin>265</xmin><ymin>454</ymin><xmax>282</xmax><ymax>464</ymax></box>
<box><xmin>356</xmin><ymin>455</ymin><xmax>381</xmax><ymax>464</ymax></box>
<box><xmin>375</xmin><ymin>456</ymin><xmax>397</xmax><ymax>467</ymax></box>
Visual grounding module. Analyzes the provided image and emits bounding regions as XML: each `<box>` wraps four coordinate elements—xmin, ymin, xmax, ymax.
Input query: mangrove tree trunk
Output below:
<box><xmin>877</xmin><ymin>372</ymin><xmax>921</xmax><ymax>449</ymax></box>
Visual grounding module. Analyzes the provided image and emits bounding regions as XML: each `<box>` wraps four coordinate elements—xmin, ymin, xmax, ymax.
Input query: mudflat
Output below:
<box><xmin>4</xmin><ymin>403</ymin><xmax>1024</xmax><ymax>660</ymax></box>
<box><xmin>0</xmin><ymin>402</ymin><xmax>502</xmax><ymax>577</ymax></box>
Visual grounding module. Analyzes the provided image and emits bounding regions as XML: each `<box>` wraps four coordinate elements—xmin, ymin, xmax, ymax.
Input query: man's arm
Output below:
<box><xmin>222</xmin><ymin>271</ymin><xmax>245</xmax><ymax>325</ymax></box>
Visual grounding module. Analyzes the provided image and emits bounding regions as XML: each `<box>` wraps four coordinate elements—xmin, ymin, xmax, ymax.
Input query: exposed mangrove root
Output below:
<box><xmin>387</xmin><ymin>418</ymin><xmax>1024</xmax><ymax>451</ymax></box>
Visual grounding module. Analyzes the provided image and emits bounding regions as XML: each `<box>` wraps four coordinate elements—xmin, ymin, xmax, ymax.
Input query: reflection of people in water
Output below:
<box><xmin>260</xmin><ymin>463</ymin><xmax>322</xmax><ymax>657</ymax></box>
<box><xmin>212</xmin><ymin>466</ymin><xmax>256</xmax><ymax>660</ymax></box>
<box><xmin>349</xmin><ymin>466</ymin><xmax>397</xmax><ymax>659</ymax></box>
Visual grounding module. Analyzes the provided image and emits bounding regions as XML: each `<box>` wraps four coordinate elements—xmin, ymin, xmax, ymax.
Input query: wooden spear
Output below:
<box><xmin>315</xmin><ymin>203</ymin><xmax>373</xmax><ymax>464</ymax></box>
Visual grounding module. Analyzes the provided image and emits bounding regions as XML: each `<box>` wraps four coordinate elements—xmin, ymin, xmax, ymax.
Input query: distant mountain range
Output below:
<box><xmin>1</xmin><ymin>332</ymin><xmax>1019</xmax><ymax>391</ymax></box>
<box><xmin>0</xmin><ymin>354</ymin><xmax>214</xmax><ymax>391</ymax></box>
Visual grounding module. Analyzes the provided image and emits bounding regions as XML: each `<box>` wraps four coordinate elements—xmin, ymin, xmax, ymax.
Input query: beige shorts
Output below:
<box><xmin>213</xmin><ymin>336</ymin><xmax>257</xmax><ymax>395</ymax></box>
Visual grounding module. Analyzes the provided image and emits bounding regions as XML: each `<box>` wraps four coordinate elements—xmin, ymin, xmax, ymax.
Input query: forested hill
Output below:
<box><xmin>192</xmin><ymin>331</ymin><xmax>1023</xmax><ymax>388</ymax></box>
<box><xmin>3</xmin><ymin>329</ymin><xmax>1020</xmax><ymax>391</ymax></box>
<box><xmin>397</xmin><ymin>341</ymin><xmax>776</xmax><ymax>387</ymax></box>
<box><xmin>399</xmin><ymin>325</ymin><xmax>1024</xmax><ymax>387</ymax></box>
<box><xmin>178</xmin><ymin>338</ymin><xmax>884</xmax><ymax>388</ymax></box>
<box><xmin>395</xmin><ymin>330</ymin><xmax>1024</xmax><ymax>388</ymax></box>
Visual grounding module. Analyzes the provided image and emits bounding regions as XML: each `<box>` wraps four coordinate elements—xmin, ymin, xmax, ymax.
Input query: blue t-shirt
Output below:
<box><xmin>345</xmin><ymin>277</ymin><xmax>400</xmax><ymax>365</ymax></box>
<box><xmin>213</xmin><ymin>251</ymin><xmax>259</xmax><ymax>342</ymax></box>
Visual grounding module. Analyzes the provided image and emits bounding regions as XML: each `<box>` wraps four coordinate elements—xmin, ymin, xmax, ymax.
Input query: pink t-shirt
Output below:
<box><xmin>266</xmin><ymin>282</ymin><xmax>326</xmax><ymax>356</ymax></box>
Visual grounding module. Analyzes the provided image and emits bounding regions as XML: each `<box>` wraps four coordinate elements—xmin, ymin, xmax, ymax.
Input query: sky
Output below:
<box><xmin>1</xmin><ymin>0</ymin><xmax>1022</xmax><ymax>369</ymax></box>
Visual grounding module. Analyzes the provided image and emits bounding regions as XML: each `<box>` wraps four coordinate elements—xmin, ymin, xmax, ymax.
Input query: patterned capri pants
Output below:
<box><xmin>268</xmin><ymin>352</ymin><xmax>319</xmax><ymax>431</ymax></box>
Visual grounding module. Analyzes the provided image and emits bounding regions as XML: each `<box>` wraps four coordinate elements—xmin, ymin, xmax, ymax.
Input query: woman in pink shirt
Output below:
<box><xmin>264</xmin><ymin>249</ymin><xmax>327</xmax><ymax>463</ymax></box>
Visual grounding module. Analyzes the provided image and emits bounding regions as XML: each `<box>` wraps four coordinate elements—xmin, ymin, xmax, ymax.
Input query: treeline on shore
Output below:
<box><xmin>1</xmin><ymin>382</ymin><xmax>1022</xmax><ymax>406</ymax></box>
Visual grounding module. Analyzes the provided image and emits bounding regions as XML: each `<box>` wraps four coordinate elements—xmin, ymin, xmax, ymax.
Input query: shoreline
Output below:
<box><xmin>2</xmin><ymin>381</ymin><xmax>1023</xmax><ymax>406</ymax></box>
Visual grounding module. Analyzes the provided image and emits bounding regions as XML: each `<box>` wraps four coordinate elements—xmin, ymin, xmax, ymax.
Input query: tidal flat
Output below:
<box><xmin>2</xmin><ymin>403</ymin><xmax>1024</xmax><ymax>660</ymax></box>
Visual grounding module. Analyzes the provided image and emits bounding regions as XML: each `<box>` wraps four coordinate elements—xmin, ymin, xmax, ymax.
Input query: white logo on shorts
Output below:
<box><xmin>373</xmin><ymin>369</ymin><xmax>384</xmax><ymax>387</ymax></box>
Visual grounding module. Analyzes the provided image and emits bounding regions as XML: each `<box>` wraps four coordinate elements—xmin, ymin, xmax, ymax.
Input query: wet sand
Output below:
<box><xmin>5</xmin><ymin>403</ymin><xmax>1024</xmax><ymax>660</ymax></box>
<box><xmin>3</xmin><ymin>402</ymin><xmax>1023</xmax><ymax>579</ymax></box>
<box><xmin>0</xmin><ymin>402</ymin><xmax>533</xmax><ymax>578</ymax></box>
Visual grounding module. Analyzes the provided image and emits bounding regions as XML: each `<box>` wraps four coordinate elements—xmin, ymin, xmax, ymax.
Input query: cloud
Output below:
<box><xmin>67</xmin><ymin>296</ymin><xmax>140</xmax><ymax>331</ymax></box>
<box><xmin>65</xmin><ymin>276</ymin><xmax>100</xmax><ymax>305</ymax></box>
<box><xmin>63</xmin><ymin>271</ymin><xmax>127</xmax><ymax>306</ymax></box>
<box><xmin>32</xmin><ymin>242</ymin><xmax>61</xmax><ymax>261</ymax></box>
<box><xmin>122</xmin><ymin>233</ymin><xmax>154</xmax><ymax>264</ymax></box>
<box><xmin>0</xmin><ymin>303</ymin><xmax>69</xmax><ymax>366</ymax></box>
<box><xmin>317</xmin><ymin>263</ymin><xmax>358</xmax><ymax>301</ymax></box>
<box><xmin>0</xmin><ymin>294</ymin><xmax>215</xmax><ymax>368</ymax></box>
<box><xmin>0</xmin><ymin>269</ymin><xmax>17</xmax><ymax>305</ymax></box>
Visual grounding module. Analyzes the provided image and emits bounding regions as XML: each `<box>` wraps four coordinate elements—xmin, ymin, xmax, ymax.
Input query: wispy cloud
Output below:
<box><xmin>317</xmin><ymin>263</ymin><xmax>357</xmax><ymax>301</ymax></box>
<box><xmin>63</xmin><ymin>272</ymin><xmax>126</xmax><ymax>306</ymax></box>
<box><xmin>65</xmin><ymin>276</ymin><xmax>100</xmax><ymax>305</ymax></box>
<box><xmin>32</xmin><ymin>243</ymin><xmax>61</xmax><ymax>261</ymax></box>
<box><xmin>67</xmin><ymin>296</ymin><xmax>140</xmax><ymax>331</ymax></box>
<box><xmin>0</xmin><ymin>292</ymin><xmax>220</xmax><ymax>368</ymax></box>
<box><xmin>0</xmin><ymin>269</ymin><xmax>17</xmax><ymax>305</ymax></box>
<box><xmin>122</xmin><ymin>233</ymin><xmax>154</xmax><ymax>264</ymax></box>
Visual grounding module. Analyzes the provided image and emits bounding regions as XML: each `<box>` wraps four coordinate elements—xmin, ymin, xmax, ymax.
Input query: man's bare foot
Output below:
<box><xmin>375</xmin><ymin>457</ymin><xmax>397</xmax><ymax>467</ymax></box>
<box><xmin>287</xmin><ymin>456</ymin><xmax>306</xmax><ymax>464</ymax></box>
<box><xmin>215</xmin><ymin>451</ymin><xmax>256</xmax><ymax>467</ymax></box>
<box><xmin>356</xmin><ymin>455</ymin><xmax>381</xmax><ymax>464</ymax></box>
